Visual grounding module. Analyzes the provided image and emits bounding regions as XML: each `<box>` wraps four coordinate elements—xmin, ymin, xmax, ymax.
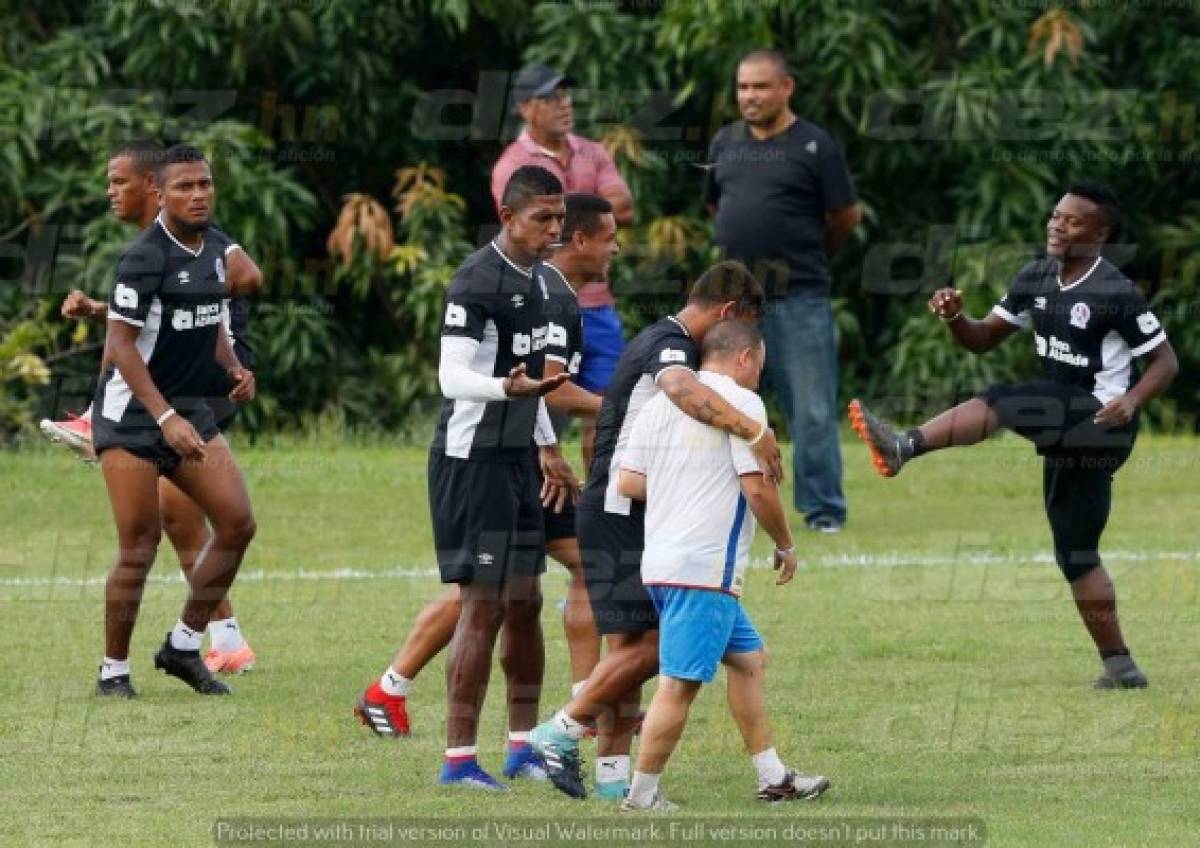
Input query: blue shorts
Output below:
<box><xmin>645</xmin><ymin>586</ymin><xmax>763</xmax><ymax>683</ymax></box>
<box><xmin>578</xmin><ymin>305</ymin><xmax>625</xmax><ymax>393</ymax></box>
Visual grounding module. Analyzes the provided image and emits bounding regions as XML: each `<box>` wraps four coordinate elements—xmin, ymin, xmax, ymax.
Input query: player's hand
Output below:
<box><xmin>751</xmin><ymin>427</ymin><xmax>784</xmax><ymax>485</ymax></box>
<box><xmin>61</xmin><ymin>290</ymin><xmax>101</xmax><ymax>321</ymax></box>
<box><xmin>160</xmin><ymin>413</ymin><xmax>207</xmax><ymax>461</ymax></box>
<box><xmin>538</xmin><ymin>444</ymin><xmax>581</xmax><ymax>513</ymax></box>
<box><xmin>227</xmin><ymin>367</ymin><xmax>255</xmax><ymax>404</ymax></box>
<box><xmin>928</xmin><ymin>287</ymin><xmax>964</xmax><ymax>321</ymax></box>
<box><xmin>503</xmin><ymin>363</ymin><xmax>570</xmax><ymax>398</ymax></box>
<box><xmin>1094</xmin><ymin>395</ymin><xmax>1138</xmax><ymax>427</ymax></box>
<box><xmin>773</xmin><ymin>546</ymin><xmax>798</xmax><ymax>585</ymax></box>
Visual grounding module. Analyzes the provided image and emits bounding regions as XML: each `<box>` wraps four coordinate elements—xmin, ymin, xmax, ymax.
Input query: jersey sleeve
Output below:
<box><xmin>647</xmin><ymin>334</ymin><xmax>699</xmax><ymax>383</ymax></box>
<box><xmin>728</xmin><ymin>393</ymin><xmax>769</xmax><ymax>475</ymax></box>
<box><xmin>991</xmin><ymin>268</ymin><xmax>1036</xmax><ymax>329</ymax></box>
<box><xmin>1115</xmin><ymin>286</ymin><xmax>1168</xmax><ymax>356</ymax></box>
<box><xmin>441</xmin><ymin>273</ymin><xmax>492</xmax><ymax>342</ymax></box>
<box><xmin>544</xmin><ymin>308</ymin><xmax>573</xmax><ymax>367</ymax></box>
<box><xmin>107</xmin><ymin>243</ymin><xmax>166</xmax><ymax>327</ymax></box>
<box><xmin>817</xmin><ymin>133</ymin><xmax>858</xmax><ymax>212</ymax></box>
<box><xmin>206</xmin><ymin>224</ymin><xmax>241</xmax><ymax>257</ymax></box>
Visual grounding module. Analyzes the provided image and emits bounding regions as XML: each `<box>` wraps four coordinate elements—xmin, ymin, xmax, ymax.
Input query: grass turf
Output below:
<box><xmin>1</xmin><ymin>435</ymin><xmax>1198</xmax><ymax>847</ymax></box>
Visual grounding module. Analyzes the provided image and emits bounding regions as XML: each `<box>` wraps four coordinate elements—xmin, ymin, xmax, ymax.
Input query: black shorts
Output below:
<box><xmin>428</xmin><ymin>451</ymin><xmax>546</xmax><ymax>586</ymax></box>
<box><xmin>533</xmin><ymin>455</ymin><xmax>576</xmax><ymax>543</ymax></box>
<box><xmin>577</xmin><ymin>505</ymin><xmax>657</xmax><ymax>635</ymax></box>
<box><xmin>93</xmin><ymin>405</ymin><xmax>220</xmax><ymax>477</ymax></box>
<box><xmin>208</xmin><ymin>338</ymin><xmax>254</xmax><ymax>432</ymax></box>
<box><xmin>979</xmin><ymin>380</ymin><xmax>1135</xmax><ymax>581</ymax></box>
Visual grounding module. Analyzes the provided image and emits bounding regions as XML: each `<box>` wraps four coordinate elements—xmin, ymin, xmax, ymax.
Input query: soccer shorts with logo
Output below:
<box><xmin>92</xmin><ymin>401</ymin><xmax>219</xmax><ymax>477</ymax></box>
<box><xmin>577</xmin><ymin>505</ymin><xmax>657</xmax><ymax>635</ymax></box>
<box><xmin>978</xmin><ymin>380</ymin><xmax>1136</xmax><ymax>581</ymax></box>
<box><xmin>646</xmin><ymin>586</ymin><xmax>763</xmax><ymax>683</ymax></box>
<box><xmin>428</xmin><ymin>451</ymin><xmax>546</xmax><ymax>585</ymax></box>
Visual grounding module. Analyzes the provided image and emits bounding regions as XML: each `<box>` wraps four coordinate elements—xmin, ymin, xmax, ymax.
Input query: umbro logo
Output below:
<box><xmin>805</xmin><ymin>140</ymin><xmax>818</xmax><ymax>154</ymax></box>
<box><xmin>477</xmin><ymin>553</ymin><xmax>495</xmax><ymax>566</ymax></box>
<box><xmin>177</xmin><ymin>270</ymin><xmax>190</xmax><ymax>284</ymax></box>
<box><xmin>1034</xmin><ymin>297</ymin><xmax>1047</xmax><ymax>310</ymax></box>
<box><xmin>511</xmin><ymin>294</ymin><xmax>525</xmax><ymax>308</ymax></box>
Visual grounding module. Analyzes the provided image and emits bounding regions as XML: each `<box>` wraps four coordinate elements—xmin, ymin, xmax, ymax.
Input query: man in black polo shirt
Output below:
<box><xmin>849</xmin><ymin>182</ymin><xmax>1178</xmax><ymax>689</ymax></box>
<box><xmin>704</xmin><ymin>49</ymin><xmax>862</xmax><ymax>534</ymax></box>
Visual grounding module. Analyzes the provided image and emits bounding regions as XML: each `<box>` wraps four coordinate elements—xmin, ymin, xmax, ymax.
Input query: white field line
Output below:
<box><xmin>1</xmin><ymin>549</ymin><xmax>1198</xmax><ymax>589</ymax></box>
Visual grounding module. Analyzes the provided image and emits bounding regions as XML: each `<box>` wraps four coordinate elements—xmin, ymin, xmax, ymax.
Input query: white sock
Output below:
<box><xmin>207</xmin><ymin>617</ymin><xmax>245</xmax><ymax>652</ymax></box>
<box><xmin>100</xmin><ymin>657</ymin><xmax>130</xmax><ymax>680</ymax></box>
<box><xmin>751</xmin><ymin>747</ymin><xmax>787</xmax><ymax>787</ymax></box>
<box><xmin>628</xmin><ymin>771</ymin><xmax>660</xmax><ymax>806</ymax></box>
<box><xmin>380</xmin><ymin>668</ymin><xmax>411</xmax><ymax>697</ymax></box>
<box><xmin>169</xmin><ymin>620</ymin><xmax>203</xmax><ymax>652</ymax></box>
<box><xmin>553</xmin><ymin>708</ymin><xmax>587</xmax><ymax>741</ymax></box>
<box><xmin>596</xmin><ymin>755</ymin><xmax>630</xmax><ymax>784</ymax></box>
<box><xmin>571</xmin><ymin>680</ymin><xmax>587</xmax><ymax>699</ymax></box>
<box><xmin>445</xmin><ymin>745</ymin><xmax>476</xmax><ymax>761</ymax></box>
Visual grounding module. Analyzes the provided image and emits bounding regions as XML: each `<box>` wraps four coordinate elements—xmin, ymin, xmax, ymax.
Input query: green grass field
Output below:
<box><xmin>2</xmin><ymin>435</ymin><xmax>1198</xmax><ymax>847</ymax></box>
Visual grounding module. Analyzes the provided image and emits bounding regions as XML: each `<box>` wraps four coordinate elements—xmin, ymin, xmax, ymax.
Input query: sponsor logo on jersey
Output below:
<box><xmin>444</xmin><ymin>302</ymin><xmax>467</xmax><ymax>328</ymax></box>
<box><xmin>171</xmin><ymin>303</ymin><xmax>223</xmax><ymax>331</ymax></box>
<box><xmin>1036</xmin><ymin>333</ymin><xmax>1089</xmax><ymax>368</ymax></box>
<box><xmin>1034</xmin><ymin>296</ymin><xmax>1047</xmax><ymax>310</ymax></box>
<box><xmin>1137</xmin><ymin>312</ymin><xmax>1160</xmax><ymax>335</ymax></box>
<box><xmin>113</xmin><ymin>283</ymin><xmax>139</xmax><ymax>309</ymax></box>
<box><xmin>512</xmin><ymin>325</ymin><xmax>549</xmax><ymax>356</ymax></box>
<box><xmin>547</xmin><ymin>322</ymin><xmax>567</xmax><ymax>348</ymax></box>
<box><xmin>511</xmin><ymin>293</ymin><xmax>525</xmax><ymax>308</ymax></box>
<box><xmin>1069</xmin><ymin>302</ymin><xmax>1090</xmax><ymax>329</ymax></box>
<box><xmin>660</xmin><ymin>348</ymin><xmax>687</xmax><ymax>364</ymax></box>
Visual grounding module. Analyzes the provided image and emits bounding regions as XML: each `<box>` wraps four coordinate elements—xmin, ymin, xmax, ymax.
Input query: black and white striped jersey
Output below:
<box><xmin>95</xmin><ymin>216</ymin><xmax>232</xmax><ymax>424</ymax></box>
<box><xmin>992</xmin><ymin>257</ymin><xmax>1168</xmax><ymax>404</ymax></box>
<box><xmin>580</xmin><ymin>316</ymin><xmax>699</xmax><ymax>516</ymax></box>
<box><xmin>431</xmin><ymin>241</ymin><xmax>552</xmax><ymax>461</ymax></box>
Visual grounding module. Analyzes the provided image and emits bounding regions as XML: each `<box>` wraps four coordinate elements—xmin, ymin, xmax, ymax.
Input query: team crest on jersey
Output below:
<box><xmin>177</xmin><ymin>270</ymin><xmax>190</xmax><ymax>285</ymax></box>
<box><xmin>511</xmin><ymin>293</ymin><xmax>525</xmax><ymax>308</ymax></box>
<box><xmin>1034</xmin><ymin>297</ymin><xmax>1047</xmax><ymax>310</ymax></box>
<box><xmin>660</xmin><ymin>348</ymin><xmax>687</xmax><ymax>364</ymax></box>
<box><xmin>1069</xmin><ymin>302</ymin><xmax>1090</xmax><ymax>329</ymax></box>
<box><xmin>215</xmin><ymin>257</ymin><xmax>225</xmax><ymax>284</ymax></box>
<box><xmin>1137</xmin><ymin>312</ymin><xmax>1160</xmax><ymax>335</ymax></box>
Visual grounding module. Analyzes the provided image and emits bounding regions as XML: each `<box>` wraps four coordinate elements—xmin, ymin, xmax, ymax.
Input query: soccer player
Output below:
<box><xmin>93</xmin><ymin>144</ymin><xmax>258</xmax><ymax>697</ymax></box>
<box><xmin>47</xmin><ymin>141</ymin><xmax>263</xmax><ymax>676</ymax></box>
<box><xmin>354</xmin><ymin>194</ymin><xmax>613</xmax><ymax>762</ymax></box>
<box><xmin>428</xmin><ymin>165</ymin><xmax>579</xmax><ymax>790</ymax></box>
<box><xmin>849</xmin><ymin>182</ymin><xmax>1178</xmax><ymax>689</ymax></box>
<box><xmin>531</xmin><ymin>261</ymin><xmax>785</xmax><ymax>801</ymax></box>
<box><xmin>617</xmin><ymin>320</ymin><xmax>830</xmax><ymax>810</ymax></box>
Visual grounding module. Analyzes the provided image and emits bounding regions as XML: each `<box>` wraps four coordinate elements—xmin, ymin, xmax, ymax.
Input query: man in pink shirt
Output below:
<box><xmin>492</xmin><ymin>65</ymin><xmax>634</xmax><ymax>462</ymax></box>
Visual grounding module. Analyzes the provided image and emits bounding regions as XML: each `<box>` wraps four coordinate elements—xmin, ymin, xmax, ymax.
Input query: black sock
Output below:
<box><xmin>1100</xmin><ymin>647</ymin><xmax>1130</xmax><ymax>660</ymax></box>
<box><xmin>902</xmin><ymin>428</ymin><xmax>925</xmax><ymax>459</ymax></box>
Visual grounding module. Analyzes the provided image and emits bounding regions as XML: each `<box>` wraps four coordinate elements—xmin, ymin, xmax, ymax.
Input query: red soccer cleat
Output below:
<box><xmin>354</xmin><ymin>680</ymin><xmax>410</xmax><ymax>737</ymax></box>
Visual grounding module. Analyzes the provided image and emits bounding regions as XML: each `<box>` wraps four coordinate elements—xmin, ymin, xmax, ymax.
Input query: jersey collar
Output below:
<box><xmin>490</xmin><ymin>239</ymin><xmax>533</xmax><ymax>278</ymax></box>
<box><xmin>666</xmin><ymin>315</ymin><xmax>692</xmax><ymax>338</ymax></box>
<box><xmin>1057</xmin><ymin>255</ymin><xmax>1102</xmax><ymax>291</ymax></box>
<box><xmin>156</xmin><ymin>214</ymin><xmax>204</xmax><ymax>257</ymax></box>
<box><xmin>540</xmin><ymin>261</ymin><xmax>578</xmax><ymax>300</ymax></box>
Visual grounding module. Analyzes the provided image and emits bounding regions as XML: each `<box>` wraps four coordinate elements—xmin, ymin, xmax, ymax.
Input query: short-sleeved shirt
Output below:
<box><xmin>622</xmin><ymin>371</ymin><xmax>766</xmax><ymax>597</ymax></box>
<box><xmin>538</xmin><ymin>261</ymin><xmax>584</xmax><ymax>438</ymax></box>
<box><xmin>206</xmin><ymin>225</ymin><xmax>252</xmax><ymax>363</ymax></box>
<box><xmin>580</xmin><ymin>316</ymin><xmax>699</xmax><ymax>516</ymax></box>
<box><xmin>98</xmin><ymin>216</ymin><xmax>230</xmax><ymax>422</ymax></box>
<box><xmin>991</xmin><ymin>256</ymin><xmax>1168</xmax><ymax>404</ymax></box>
<box><xmin>430</xmin><ymin>241</ymin><xmax>552</xmax><ymax>461</ymax></box>
<box><xmin>703</xmin><ymin>118</ymin><xmax>857</xmax><ymax>298</ymax></box>
<box><xmin>491</xmin><ymin>130</ymin><xmax>630</xmax><ymax>308</ymax></box>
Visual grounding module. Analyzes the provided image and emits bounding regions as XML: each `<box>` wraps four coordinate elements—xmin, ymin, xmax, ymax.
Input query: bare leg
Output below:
<box><xmin>446</xmin><ymin>581</ymin><xmax>505</xmax><ymax>748</ymax></box>
<box><xmin>917</xmin><ymin>398</ymin><xmax>1000</xmax><ymax>452</ymax></box>
<box><xmin>158</xmin><ymin>477</ymin><xmax>233</xmax><ymax>622</ymax></box>
<box><xmin>547</xmin><ymin>537</ymin><xmax>601</xmax><ymax>684</ymax></box>
<box><xmin>723</xmin><ymin>648</ymin><xmax>772</xmax><ymax>754</ymax></box>
<box><xmin>166</xmin><ymin>436</ymin><xmax>256</xmax><ymax>633</ymax></box>
<box><xmin>634</xmin><ymin>676</ymin><xmax>700</xmax><ymax>775</ymax></box>
<box><xmin>391</xmin><ymin>586</ymin><xmax>462</xmax><ymax>680</ymax></box>
<box><xmin>499</xmin><ymin>575</ymin><xmax>544</xmax><ymax>733</ymax></box>
<box><xmin>1069</xmin><ymin>564</ymin><xmax>1127</xmax><ymax>653</ymax></box>
<box><xmin>566</xmin><ymin>631</ymin><xmax>658</xmax><ymax>726</ymax></box>
<box><xmin>100</xmin><ymin>449</ymin><xmax>162</xmax><ymax>659</ymax></box>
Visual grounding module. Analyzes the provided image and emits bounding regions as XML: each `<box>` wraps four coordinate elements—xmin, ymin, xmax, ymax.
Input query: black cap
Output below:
<box><xmin>512</xmin><ymin>64</ymin><xmax>576</xmax><ymax>103</ymax></box>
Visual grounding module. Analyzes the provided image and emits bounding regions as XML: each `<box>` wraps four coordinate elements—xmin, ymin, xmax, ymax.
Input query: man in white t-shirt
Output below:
<box><xmin>616</xmin><ymin>320</ymin><xmax>830</xmax><ymax>810</ymax></box>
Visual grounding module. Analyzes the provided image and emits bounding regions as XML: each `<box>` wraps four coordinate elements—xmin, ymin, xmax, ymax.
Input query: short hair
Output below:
<box><xmin>1065</xmin><ymin>180</ymin><xmax>1121</xmax><ymax>243</ymax></box>
<box><xmin>561</xmin><ymin>193</ymin><xmax>613</xmax><ymax>242</ymax></box>
<box><xmin>701</xmin><ymin>319</ymin><xmax>763</xmax><ymax>363</ymax></box>
<box><xmin>501</xmin><ymin>165</ymin><xmax>563</xmax><ymax>211</ymax></box>
<box><xmin>738</xmin><ymin>49</ymin><xmax>793</xmax><ymax>79</ymax></box>
<box><xmin>688</xmin><ymin>260</ymin><xmax>765</xmax><ymax>316</ymax></box>
<box><xmin>155</xmin><ymin>143</ymin><xmax>207</xmax><ymax>184</ymax></box>
<box><xmin>109</xmin><ymin>139</ymin><xmax>163</xmax><ymax>175</ymax></box>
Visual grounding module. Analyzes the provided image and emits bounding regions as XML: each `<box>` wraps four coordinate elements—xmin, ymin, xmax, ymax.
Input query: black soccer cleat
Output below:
<box><xmin>756</xmin><ymin>771</ymin><xmax>831</xmax><ymax>803</ymax></box>
<box><xmin>1092</xmin><ymin>667</ymin><xmax>1149</xmax><ymax>690</ymax></box>
<box><xmin>154</xmin><ymin>635</ymin><xmax>231</xmax><ymax>695</ymax></box>
<box><xmin>96</xmin><ymin>672</ymin><xmax>138</xmax><ymax>699</ymax></box>
<box><xmin>848</xmin><ymin>399</ymin><xmax>907</xmax><ymax>478</ymax></box>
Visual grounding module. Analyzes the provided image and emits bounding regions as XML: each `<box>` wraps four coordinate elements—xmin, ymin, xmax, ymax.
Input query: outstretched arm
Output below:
<box><xmin>929</xmin><ymin>287</ymin><xmax>1019</xmax><ymax>354</ymax></box>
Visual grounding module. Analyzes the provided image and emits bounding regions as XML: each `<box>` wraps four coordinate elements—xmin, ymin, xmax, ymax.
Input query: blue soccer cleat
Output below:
<box><xmin>438</xmin><ymin>759</ymin><xmax>509</xmax><ymax>791</ymax></box>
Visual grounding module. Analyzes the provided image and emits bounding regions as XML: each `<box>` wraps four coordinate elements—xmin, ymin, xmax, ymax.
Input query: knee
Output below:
<box><xmin>216</xmin><ymin>512</ymin><xmax>257</xmax><ymax>549</ymax></box>
<box><xmin>120</xmin><ymin>523</ymin><xmax>162</xmax><ymax>559</ymax></box>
